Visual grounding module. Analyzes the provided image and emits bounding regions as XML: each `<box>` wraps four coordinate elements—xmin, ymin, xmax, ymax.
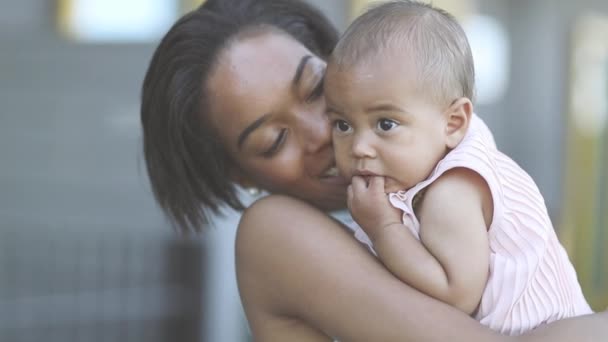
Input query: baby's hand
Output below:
<box><xmin>348</xmin><ymin>176</ymin><xmax>402</xmax><ymax>241</ymax></box>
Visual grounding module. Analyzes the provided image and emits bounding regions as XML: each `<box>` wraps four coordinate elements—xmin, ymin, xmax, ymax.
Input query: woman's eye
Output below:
<box><xmin>261</xmin><ymin>129</ymin><xmax>287</xmax><ymax>158</ymax></box>
<box><xmin>333</xmin><ymin>120</ymin><xmax>351</xmax><ymax>133</ymax></box>
<box><xmin>305</xmin><ymin>77</ymin><xmax>325</xmax><ymax>103</ymax></box>
<box><xmin>377</xmin><ymin>119</ymin><xmax>398</xmax><ymax>131</ymax></box>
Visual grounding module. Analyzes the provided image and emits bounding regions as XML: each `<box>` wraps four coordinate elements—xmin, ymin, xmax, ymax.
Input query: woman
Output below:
<box><xmin>141</xmin><ymin>0</ymin><xmax>606</xmax><ymax>340</ymax></box>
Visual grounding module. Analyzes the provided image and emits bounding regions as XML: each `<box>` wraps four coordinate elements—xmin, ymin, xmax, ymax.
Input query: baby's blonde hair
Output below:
<box><xmin>331</xmin><ymin>0</ymin><xmax>475</xmax><ymax>106</ymax></box>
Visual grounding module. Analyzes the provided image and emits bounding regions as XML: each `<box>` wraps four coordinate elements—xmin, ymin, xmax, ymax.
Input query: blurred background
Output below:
<box><xmin>0</xmin><ymin>0</ymin><xmax>606</xmax><ymax>341</ymax></box>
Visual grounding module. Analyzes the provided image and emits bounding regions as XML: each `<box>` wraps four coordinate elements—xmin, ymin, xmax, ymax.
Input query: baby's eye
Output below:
<box><xmin>377</xmin><ymin>119</ymin><xmax>398</xmax><ymax>131</ymax></box>
<box><xmin>333</xmin><ymin>120</ymin><xmax>351</xmax><ymax>133</ymax></box>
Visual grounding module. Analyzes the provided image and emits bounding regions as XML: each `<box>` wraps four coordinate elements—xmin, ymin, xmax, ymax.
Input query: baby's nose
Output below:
<box><xmin>351</xmin><ymin>133</ymin><xmax>376</xmax><ymax>158</ymax></box>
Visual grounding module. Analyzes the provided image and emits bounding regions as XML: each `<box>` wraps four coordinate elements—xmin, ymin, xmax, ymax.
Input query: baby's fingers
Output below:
<box><xmin>351</xmin><ymin>176</ymin><xmax>368</xmax><ymax>194</ymax></box>
<box><xmin>346</xmin><ymin>184</ymin><xmax>354</xmax><ymax>212</ymax></box>
<box><xmin>368</xmin><ymin>176</ymin><xmax>385</xmax><ymax>194</ymax></box>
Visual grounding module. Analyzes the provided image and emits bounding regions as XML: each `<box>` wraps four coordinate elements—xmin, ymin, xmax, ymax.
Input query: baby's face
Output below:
<box><xmin>324</xmin><ymin>56</ymin><xmax>450</xmax><ymax>192</ymax></box>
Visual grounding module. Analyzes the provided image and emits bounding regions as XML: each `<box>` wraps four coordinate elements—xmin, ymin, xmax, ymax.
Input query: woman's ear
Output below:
<box><xmin>444</xmin><ymin>97</ymin><xmax>473</xmax><ymax>149</ymax></box>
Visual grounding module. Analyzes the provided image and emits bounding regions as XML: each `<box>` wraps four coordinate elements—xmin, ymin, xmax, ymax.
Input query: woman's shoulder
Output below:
<box><xmin>243</xmin><ymin>193</ymin><xmax>316</xmax><ymax>213</ymax></box>
<box><xmin>235</xmin><ymin>194</ymin><xmax>354</xmax><ymax>284</ymax></box>
<box><xmin>239</xmin><ymin>194</ymin><xmax>334</xmax><ymax>231</ymax></box>
<box><xmin>236</xmin><ymin>194</ymin><xmax>350</xmax><ymax>251</ymax></box>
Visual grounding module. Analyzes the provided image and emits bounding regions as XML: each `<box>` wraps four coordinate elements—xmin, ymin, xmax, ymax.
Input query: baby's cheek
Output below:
<box><xmin>334</xmin><ymin>155</ymin><xmax>351</xmax><ymax>177</ymax></box>
<box><xmin>383</xmin><ymin>177</ymin><xmax>405</xmax><ymax>193</ymax></box>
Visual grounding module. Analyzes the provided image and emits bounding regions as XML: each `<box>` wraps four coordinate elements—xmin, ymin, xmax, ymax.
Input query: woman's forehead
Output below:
<box><xmin>205</xmin><ymin>32</ymin><xmax>311</xmax><ymax>146</ymax></box>
<box><xmin>222</xmin><ymin>32</ymin><xmax>310</xmax><ymax>77</ymax></box>
<box><xmin>210</xmin><ymin>32</ymin><xmax>312</xmax><ymax>99</ymax></box>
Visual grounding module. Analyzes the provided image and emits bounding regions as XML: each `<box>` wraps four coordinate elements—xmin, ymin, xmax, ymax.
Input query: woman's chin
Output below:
<box><xmin>318</xmin><ymin>174</ymin><xmax>350</xmax><ymax>187</ymax></box>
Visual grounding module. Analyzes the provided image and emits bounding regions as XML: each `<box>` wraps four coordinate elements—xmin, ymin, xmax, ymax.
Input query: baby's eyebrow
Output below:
<box><xmin>365</xmin><ymin>103</ymin><xmax>406</xmax><ymax>113</ymax></box>
<box><xmin>325</xmin><ymin>105</ymin><xmax>343</xmax><ymax>116</ymax></box>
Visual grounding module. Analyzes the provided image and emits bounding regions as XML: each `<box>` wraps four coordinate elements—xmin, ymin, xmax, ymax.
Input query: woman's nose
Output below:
<box><xmin>299</xmin><ymin>109</ymin><xmax>331</xmax><ymax>154</ymax></box>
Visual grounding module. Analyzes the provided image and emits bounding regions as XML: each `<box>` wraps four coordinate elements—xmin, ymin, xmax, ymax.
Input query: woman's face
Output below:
<box><xmin>206</xmin><ymin>31</ymin><xmax>348</xmax><ymax>211</ymax></box>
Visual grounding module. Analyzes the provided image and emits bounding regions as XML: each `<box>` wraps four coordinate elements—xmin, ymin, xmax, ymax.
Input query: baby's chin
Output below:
<box><xmin>383</xmin><ymin>177</ymin><xmax>410</xmax><ymax>193</ymax></box>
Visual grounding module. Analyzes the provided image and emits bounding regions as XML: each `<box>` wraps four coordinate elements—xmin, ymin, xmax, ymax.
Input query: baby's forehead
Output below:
<box><xmin>329</xmin><ymin>46</ymin><xmax>418</xmax><ymax>78</ymax></box>
<box><xmin>329</xmin><ymin>55</ymin><xmax>448</xmax><ymax>105</ymax></box>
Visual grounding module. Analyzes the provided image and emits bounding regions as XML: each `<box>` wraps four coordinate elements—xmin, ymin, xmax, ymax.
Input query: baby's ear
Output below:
<box><xmin>444</xmin><ymin>97</ymin><xmax>473</xmax><ymax>148</ymax></box>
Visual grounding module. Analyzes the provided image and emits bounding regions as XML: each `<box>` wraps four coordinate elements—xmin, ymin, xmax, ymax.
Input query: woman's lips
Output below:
<box><xmin>319</xmin><ymin>166</ymin><xmax>349</xmax><ymax>185</ymax></box>
<box><xmin>321</xmin><ymin>166</ymin><xmax>339</xmax><ymax>178</ymax></box>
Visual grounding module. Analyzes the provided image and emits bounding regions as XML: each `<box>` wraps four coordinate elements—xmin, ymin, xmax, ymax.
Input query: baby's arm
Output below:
<box><xmin>350</xmin><ymin>169</ymin><xmax>491</xmax><ymax>314</ymax></box>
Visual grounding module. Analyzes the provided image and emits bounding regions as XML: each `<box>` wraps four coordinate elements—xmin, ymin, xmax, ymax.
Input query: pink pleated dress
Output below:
<box><xmin>348</xmin><ymin>114</ymin><xmax>593</xmax><ymax>335</ymax></box>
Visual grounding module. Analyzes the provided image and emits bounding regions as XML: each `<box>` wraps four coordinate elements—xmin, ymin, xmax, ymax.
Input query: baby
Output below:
<box><xmin>324</xmin><ymin>0</ymin><xmax>593</xmax><ymax>335</ymax></box>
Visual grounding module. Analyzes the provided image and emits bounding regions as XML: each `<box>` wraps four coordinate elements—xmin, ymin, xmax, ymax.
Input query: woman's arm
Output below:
<box><xmin>235</xmin><ymin>194</ymin><xmax>607</xmax><ymax>341</ymax></box>
<box><xmin>236</xmin><ymin>194</ymin><xmax>504</xmax><ymax>342</ymax></box>
<box><xmin>520</xmin><ymin>311</ymin><xmax>607</xmax><ymax>342</ymax></box>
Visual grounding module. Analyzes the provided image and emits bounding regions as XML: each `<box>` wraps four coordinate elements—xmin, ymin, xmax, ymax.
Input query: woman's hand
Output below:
<box><xmin>347</xmin><ymin>175</ymin><xmax>402</xmax><ymax>241</ymax></box>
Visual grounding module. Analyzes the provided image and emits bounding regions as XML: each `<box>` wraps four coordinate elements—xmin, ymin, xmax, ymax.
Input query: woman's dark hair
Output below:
<box><xmin>141</xmin><ymin>0</ymin><xmax>339</xmax><ymax>232</ymax></box>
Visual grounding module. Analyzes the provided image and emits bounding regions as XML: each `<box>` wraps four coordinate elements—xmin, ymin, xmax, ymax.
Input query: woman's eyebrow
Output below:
<box><xmin>237</xmin><ymin>113</ymin><xmax>271</xmax><ymax>150</ymax></box>
<box><xmin>293</xmin><ymin>55</ymin><xmax>312</xmax><ymax>87</ymax></box>
<box><xmin>237</xmin><ymin>55</ymin><xmax>313</xmax><ymax>150</ymax></box>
